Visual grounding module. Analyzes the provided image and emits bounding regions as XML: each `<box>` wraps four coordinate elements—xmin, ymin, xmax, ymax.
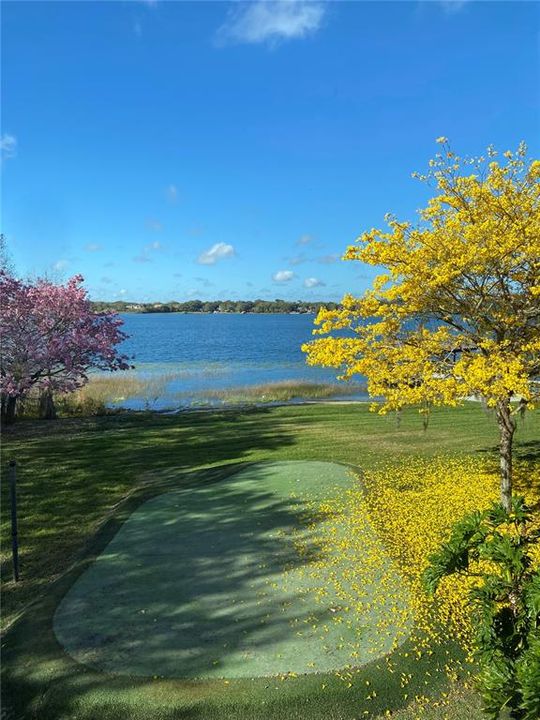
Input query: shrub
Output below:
<box><xmin>424</xmin><ymin>497</ymin><xmax>540</xmax><ymax>719</ymax></box>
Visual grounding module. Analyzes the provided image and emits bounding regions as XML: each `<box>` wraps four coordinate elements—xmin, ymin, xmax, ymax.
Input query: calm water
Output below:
<box><xmin>107</xmin><ymin>313</ymin><xmax>366</xmax><ymax>410</ymax></box>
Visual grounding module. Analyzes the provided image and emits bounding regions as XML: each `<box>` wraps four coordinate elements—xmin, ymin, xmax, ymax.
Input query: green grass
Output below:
<box><xmin>53</xmin><ymin>461</ymin><xmax>410</xmax><ymax>679</ymax></box>
<box><xmin>1</xmin><ymin>402</ymin><xmax>538</xmax><ymax>719</ymax></box>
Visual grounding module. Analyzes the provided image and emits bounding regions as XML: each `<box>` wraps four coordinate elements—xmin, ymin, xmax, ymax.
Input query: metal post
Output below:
<box><xmin>9</xmin><ymin>460</ymin><xmax>19</xmax><ymax>582</ymax></box>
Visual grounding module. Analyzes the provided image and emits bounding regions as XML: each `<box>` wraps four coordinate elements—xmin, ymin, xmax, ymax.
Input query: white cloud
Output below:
<box><xmin>440</xmin><ymin>0</ymin><xmax>469</xmax><ymax>12</ymax></box>
<box><xmin>1</xmin><ymin>133</ymin><xmax>17</xmax><ymax>159</ymax></box>
<box><xmin>217</xmin><ymin>1</ymin><xmax>325</xmax><ymax>46</ymax></box>
<box><xmin>167</xmin><ymin>184</ymin><xmax>178</xmax><ymax>203</ymax></box>
<box><xmin>85</xmin><ymin>243</ymin><xmax>102</xmax><ymax>252</ymax></box>
<box><xmin>304</xmin><ymin>277</ymin><xmax>325</xmax><ymax>288</ymax></box>
<box><xmin>198</xmin><ymin>242</ymin><xmax>235</xmax><ymax>265</ymax></box>
<box><xmin>289</xmin><ymin>253</ymin><xmax>307</xmax><ymax>266</ymax></box>
<box><xmin>53</xmin><ymin>259</ymin><xmax>69</xmax><ymax>271</ymax></box>
<box><xmin>297</xmin><ymin>233</ymin><xmax>314</xmax><ymax>246</ymax></box>
<box><xmin>272</xmin><ymin>269</ymin><xmax>295</xmax><ymax>283</ymax></box>
<box><xmin>133</xmin><ymin>240</ymin><xmax>163</xmax><ymax>263</ymax></box>
<box><xmin>118</xmin><ymin>289</ymin><xmax>128</xmax><ymax>296</ymax></box>
<box><xmin>317</xmin><ymin>253</ymin><xmax>339</xmax><ymax>264</ymax></box>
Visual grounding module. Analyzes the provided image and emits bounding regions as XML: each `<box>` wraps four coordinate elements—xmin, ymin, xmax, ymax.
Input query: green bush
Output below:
<box><xmin>424</xmin><ymin>496</ymin><xmax>540</xmax><ymax>719</ymax></box>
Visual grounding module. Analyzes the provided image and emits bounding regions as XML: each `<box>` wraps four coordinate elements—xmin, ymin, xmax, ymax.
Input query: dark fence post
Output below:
<box><xmin>9</xmin><ymin>460</ymin><xmax>20</xmax><ymax>582</ymax></box>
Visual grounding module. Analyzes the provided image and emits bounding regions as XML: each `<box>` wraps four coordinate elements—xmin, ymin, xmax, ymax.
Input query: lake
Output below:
<box><xmin>103</xmin><ymin>313</ymin><xmax>367</xmax><ymax>410</ymax></box>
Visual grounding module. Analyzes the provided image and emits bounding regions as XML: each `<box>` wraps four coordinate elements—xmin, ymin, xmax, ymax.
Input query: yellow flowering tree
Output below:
<box><xmin>303</xmin><ymin>140</ymin><xmax>540</xmax><ymax>511</ymax></box>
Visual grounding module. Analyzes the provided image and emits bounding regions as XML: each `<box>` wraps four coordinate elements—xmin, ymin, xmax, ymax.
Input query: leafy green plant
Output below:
<box><xmin>424</xmin><ymin>496</ymin><xmax>540</xmax><ymax>719</ymax></box>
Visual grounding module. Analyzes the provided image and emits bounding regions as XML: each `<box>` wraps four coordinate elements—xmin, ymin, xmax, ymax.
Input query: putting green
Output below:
<box><xmin>54</xmin><ymin>461</ymin><xmax>411</xmax><ymax>679</ymax></box>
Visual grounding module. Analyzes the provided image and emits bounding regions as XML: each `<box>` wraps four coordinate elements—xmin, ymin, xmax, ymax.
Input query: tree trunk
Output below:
<box><xmin>496</xmin><ymin>400</ymin><xmax>516</xmax><ymax>513</ymax></box>
<box><xmin>39</xmin><ymin>389</ymin><xmax>57</xmax><ymax>420</ymax></box>
<box><xmin>1</xmin><ymin>395</ymin><xmax>17</xmax><ymax>425</ymax></box>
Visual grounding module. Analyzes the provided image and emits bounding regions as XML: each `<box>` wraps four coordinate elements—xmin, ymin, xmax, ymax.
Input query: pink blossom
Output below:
<box><xmin>0</xmin><ymin>272</ymin><xmax>131</xmax><ymax>400</ymax></box>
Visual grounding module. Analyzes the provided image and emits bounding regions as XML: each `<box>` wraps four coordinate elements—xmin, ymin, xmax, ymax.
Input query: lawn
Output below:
<box><xmin>53</xmin><ymin>461</ymin><xmax>410</xmax><ymax>679</ymax></box>
<box><xmin>1</xmin><ymin>402</ymin><xmax>539</xmax><ymax>720</ymax></box>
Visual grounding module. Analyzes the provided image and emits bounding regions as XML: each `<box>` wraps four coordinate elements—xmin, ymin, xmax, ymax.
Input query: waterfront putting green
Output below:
<box><xmin>54</xmin><ymin>461</ymin><xmax>411</xmax><ymax>679</ymax></box>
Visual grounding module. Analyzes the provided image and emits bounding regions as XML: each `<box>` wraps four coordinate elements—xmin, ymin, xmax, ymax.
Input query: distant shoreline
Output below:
<box><xmin>117</xmin><ymin>310</ymin><xmax>318</xmax><ymax>315</ymax></box>
<box><xmin>90</xmin><ymin>300</ymin><xmax>339</xmax><ymax>315</ymax></box>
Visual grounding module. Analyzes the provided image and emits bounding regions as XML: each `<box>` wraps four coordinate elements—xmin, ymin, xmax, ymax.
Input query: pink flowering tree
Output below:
<box><xmin>0</xmin><ymin>272</ymin><xmax>130</xmax><ymax>423</ymax></box>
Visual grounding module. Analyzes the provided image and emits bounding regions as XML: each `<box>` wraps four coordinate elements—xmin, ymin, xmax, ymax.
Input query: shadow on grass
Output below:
<box><xmin>2</xmin><ymin>456</ymin><xmax>474</xmax><ymax>720</ymax></box>
<box><xmin>53</xmin><ymin>465</ymin><xmax>330</xmax><ymax>679</ymax></box>
<box><xmin>4</xmin><ymin>595</ymin><xmax>470</xmax><ymax>720</ymax></box>
<box><xmin>475</xmin><ymin>437</ymin><xmax>540</xmax><ymax>497</ymax></box>
<box><xmin>513</xmin><ymin>439</ymin><xmax>540</xmax><ymax>463</ymax></box>
<box><xmin>1</xmin><ymin>406</ymin><xmax>494</xmax><ymax>718</ymax></box>
<box><xmin>0</xmin><ymin>407</ymin><xmax>300</xmax><ymax>641</ymax></box>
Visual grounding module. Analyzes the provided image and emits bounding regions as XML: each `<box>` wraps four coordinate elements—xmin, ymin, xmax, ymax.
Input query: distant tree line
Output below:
<box><xmin>90</xmin><ymin>299</ymin><xmax>339</xmax><ymax>314</ymax></box>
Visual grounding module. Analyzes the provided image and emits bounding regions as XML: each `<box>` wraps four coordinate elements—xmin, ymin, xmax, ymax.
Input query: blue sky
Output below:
<box><xmin>2</xmin><ymin>0</ymin><xmax>539</xmax><ymax>302</ymax></box>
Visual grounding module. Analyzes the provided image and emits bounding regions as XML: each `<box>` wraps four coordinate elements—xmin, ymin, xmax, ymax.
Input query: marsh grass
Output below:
<box><xmin>73</xmin><ymin>372</ymin><xmax>175</xmax><ymax>406</ymax></box>
<box><xmin>17</xmin><ymin>389</ymin><xmax>109</xmax><ymax>418</ymax></box>
<box><xmin>185</xmin><ymin>380</ymin><xmax>367</xmax><ymax>405</ymax></box>
<box><xmin>19</xmin><ymin>377</ymin><xmax>366</xmax><ymax>417</ymax></box>
<box><xmin>19</xmin><ymin>372</ymin><xmax>183</xmax><ymax>417</ymax></box>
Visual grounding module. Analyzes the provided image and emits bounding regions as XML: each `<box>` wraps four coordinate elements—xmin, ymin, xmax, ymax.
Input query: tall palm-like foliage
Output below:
<box><xmin>424</xmin><ymin>497</ymin><xmax>540</xmax><ymax>719</ymax></box>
